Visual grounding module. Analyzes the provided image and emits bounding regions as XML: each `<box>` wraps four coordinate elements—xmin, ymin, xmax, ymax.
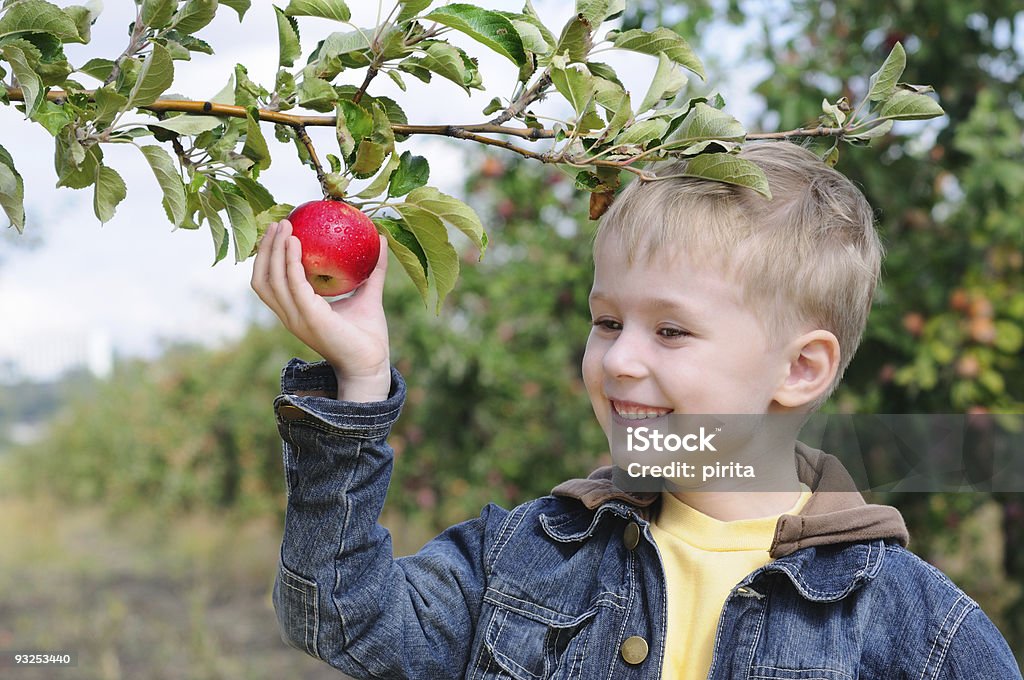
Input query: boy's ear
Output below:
<box><xmin>773</xmin><ymin>330</ymin><xmax>841</xmax><ymax>409</ymax></box>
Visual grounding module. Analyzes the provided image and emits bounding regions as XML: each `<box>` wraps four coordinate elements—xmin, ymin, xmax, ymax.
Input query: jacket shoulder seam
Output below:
<box><xmin>920</xmin><ymin>593</ymin><xmax>977</xmax><ymax>680</ymax></box>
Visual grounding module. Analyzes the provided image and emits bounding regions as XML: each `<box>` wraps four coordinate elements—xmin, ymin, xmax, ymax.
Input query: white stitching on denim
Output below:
<box><xmin>279</xmin><ymin>576</ymin><xmax>310</xmax><ymax>652</ymax></box>
<box><xmin>280</xmin><ymin>568</ymin><xmax>320</xmax><ymax>659</ymax></box>
<box><xmin>486</xmin><ymin>501</ymin><xmax>530</xmax><ymax>570</ymax></box>
<box><xmin>929</xmin><ymin>600</ymin><xmax>974</xmax><ymax>680</ymax></box>
<box><xmin>746</xmin><ymin>581</ymin><xmax>769</xmax><ymax>671</ymax></box>
<box><xmin>333</xmin><ymin>438</ymin><xmax>359</xmax><ymax>665</ymax></box>
<box><xmin>749</xmin><ymin>666</ymin><xmax>852</xmax><ymax>679</ymax></box>
<box><xmin>481</xmin><ymin>593</ymin><xmax>602</xmax><ymax>626</ymax></box>
<box><xmin>487</xmin><ymin>606</ymin><xmax>541</xmax><ymax>680</ymax></box>
<box><xmin>920</xmin><ymin>593</ymin><xmax>973</xmax><ymax>680</ymax></box>
<box><xmin>605</xmin><ymin>533</ymin><xmax>637</xmax><ymax>680</ymax></box>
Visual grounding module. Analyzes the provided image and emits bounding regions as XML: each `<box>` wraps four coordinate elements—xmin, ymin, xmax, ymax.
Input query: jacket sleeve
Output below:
<box><xmin>936</xmin><ymin>606</ymin><xmax>1023</xmax><ymax>679</ymax></box>
<box><xmin>271</xmin><ymin>359</ymin><xmax>508</xmax><ymax>679</ymax></box>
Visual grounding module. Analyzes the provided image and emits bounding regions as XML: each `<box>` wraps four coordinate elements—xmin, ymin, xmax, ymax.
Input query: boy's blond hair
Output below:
<box><xmin>595</xmin><ymin>141</ymin><xmax>882</xmax><ymax>403</ymax></box>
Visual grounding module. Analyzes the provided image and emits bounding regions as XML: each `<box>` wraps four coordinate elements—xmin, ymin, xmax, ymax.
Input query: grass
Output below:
<box><xmin>0</xmin><ymin>492</ymin><xmax>435</xmax><ymax>680</ymax></box>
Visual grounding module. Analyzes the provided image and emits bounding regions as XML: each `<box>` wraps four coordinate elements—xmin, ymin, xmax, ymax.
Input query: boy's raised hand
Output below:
<box><xmin>251</xmin><ymin>219</ymin><xmax>392</xmax><ymax>402</ymax></box>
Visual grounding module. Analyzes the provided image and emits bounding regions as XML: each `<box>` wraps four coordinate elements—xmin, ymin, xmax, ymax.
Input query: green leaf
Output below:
<box><xmin>482</xmin><ymin>96</ymin><xmax>502</xmax><ymax>115</ymax></box>
<box><xmin>234</xmin><ymin>176</ymin><xmax>276</xmax><ymax>213</ymax></box>
<box><xmin>868</xmin><ymin>41</ymin><xmax>905</xmax><ymax>103</ymax></box>
<box><xmin>603</xmin><ymin>90</ymin><xmax>631</xmax><ymax>140</ymax></box>
<box><xmin>1</xmin><ymin>44</ymin><xmax>42</xmax><ymax>117</ymax></box>
<box><xmin>392</xmin><ymin>202</ymin><xmax>459</xmax><ymax>311</ymax></box>
<box><xmin>243</xmin><ymin>106</ymin><xmax>271</xmax><ymax>170</ymax></box>
<box><xmin>576</xmin><ymin>0</ymin><xmax>625</xmax><ymax>25</ymax></box>
<box><xmin>425</xmin><ymin>4</ymin><xmax>527</xmax><ymax>67</ymax></box>
<box><xmin>397</xmin><ymin>0</ymin><xmax>432</xmax><ymax>23</ymax></box>
<box><xmin>847</xmin><ymin>119</ymin><xmax>893</xmax><ymax>143</ymax></box>
<box><xmin>142</xmin><ymin>0</ymin><xmax>177</xmax><ymax>29</ymax></box>
<box><xmin>284</xmin><ymin>0</ymin><xmax>351</xmax><ymax>22</ymax></box>
<box><xmin>637</xmin><ymin>52</ymin><xmax>686</xmax><ymax>113</ymax></box>
<box><xmin>682</xmin><ymin>153</ymin><xmax>771</xmax><ymax>198</ymax></box>
<box><xmin>215</xmin><ymin>182</ymin><xmax>258</xmax><ymax>261</ymax></box>
<box><xmin>197</xmin><ymin>189</ymin><xmax>229</xmax><ymax>264</ymax></box>
<box><xmin>551</xmin><ymin>12</ymin><xmax>592</xmax><ymax>63</ymax></box>
<box><xmin>297</xmin><ymin>75</ymin><xmax>337</xmax><ymax>111</ymax></box>
<box><xmin>355</xmin><ymin>151</ymin><xmax>400</xmax><ymax>198</ymax></box>
<box><xmin>0</xmin><ymin>0</ymin><xmax>81</xmax><ymax>42</ymax></box>
<box><xmin>129</xmin><ymin>42</ymin><xmax>174</xmax><ymax>107</ymax></box>
<box><xmin>350</xmin><ymin>140</ymin><xmax>386</xmax><ymax>178</ymax></box>
<box><xmin>139</xmin><ymin>145</ymin><xmax>186</xmax><ymax>227</ymax></box>
<box><xmin>550</xmin><ymin>60</ymin><xmax>596</xmax><ymax>116</ymax></box>
<box><xmin>388</xmin><ymin>151</ymin><xmax>429</xmax><ymax>197</ymax></box>
<box><xmin>233</xmin><ymin>63</ymin><xmax>267</xmax><ymax>107</ymax></box>
<box><xmin>509</xmin><ymin>18</ymin><xmax>549</xmax><ymax>55</ymax></box>
<box><xmin>409</xmin><ymin>41</ymin><xmax>470</xmax><ymax>93</ymax></box>
<box><xmin>88</xmin><ymin>86</ymin><xmax>125</xmax><ymax>128</ymax></box>
<box><xmin>613</xmin><ymin>27</ymin><xmax>705</xmax><ymax>80</ymax></box>
<box><xmin>614</xmin><ymin>117</ymin><xmax>668</xmax><ymax>147</ymax></box>
<box><xmin>93</xmin><ymin>165</ymin><xmax>127</xmax><ymax>223</ymax></box>
<box><xmin>672</xmin><ymin>102</ymin><xmax>746</xmax><ymax>144</ymax></box>
<box><xmin>405</xmin><ymin>186</ymin><xmax>486</xmax><ymax>255</ymax></box>
<box><xmin>29</xmin><ymin>99</ymin><xmax>72</xmax><ymax>134</ymax></box>
<box><xmin>879</xmin><ymin>90</ymin><xmax>944</xmax><ymax>121</ymax></box>
<box><xmin>274</xmin><ymin>6</ymin><xmax>301</xmax><ymax>68</ymax></box>
<box><xmin>148</xmin><ymin>114</ymin><xmax>223</xmax><ymax>136</ymax></box>
<box><xmin>63</xmin><ymin>3</ymin><xmax>99</xmax><ymax>43</ymax></box>
<box><xmin>0</xmin><ymin>143</ymin><xmax>26</xmax><ymax>232</ymax></box>
<box><xmin>55</xmin><ymin>134</ymin><xmax>102</xmax><ymax>189</ymax></box>
<box><xmin>78</xmin><ymin>57</ymin><xmax>114</xmax><ymax>81</ymax></box>
<box><xmin>219</xmin><ymin>0</ymin><xmax>251</xmax><ymax>20</ymax></box>
<box><xmin>374</xmin><ymin>216</ymin><xmax>429</xmax><ymax>301</ymax></box>
<box><xmin>172</xmin><ymin>0</ymin><xmax>218</xmax><ymax>35</ymax></box>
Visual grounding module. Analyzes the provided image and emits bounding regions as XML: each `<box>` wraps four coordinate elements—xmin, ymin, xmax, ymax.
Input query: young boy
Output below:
<box><xmin>251</xmin><ymin>142</ymin><xmax>1021</xmax><ymax>679</ymax></box>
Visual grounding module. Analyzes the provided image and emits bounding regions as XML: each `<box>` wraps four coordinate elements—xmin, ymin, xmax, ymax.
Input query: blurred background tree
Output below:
<box><xmin>4</xmin><ymin>0</ymin><xmax>1022</xmax><ymax>672</ymax></box>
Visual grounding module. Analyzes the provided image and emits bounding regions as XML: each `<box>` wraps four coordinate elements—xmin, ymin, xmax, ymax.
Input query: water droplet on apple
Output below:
<box><xmin>334</xmin><ymin>227</ymin><xmax>343</xmax><ymax>233</ymax></box>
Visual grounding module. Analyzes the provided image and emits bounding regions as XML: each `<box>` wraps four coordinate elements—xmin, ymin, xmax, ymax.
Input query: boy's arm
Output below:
<box><xmin>271</xmin><ymin>359</ymin><xmax>505</xmax><ymax>678</ymax></box>
<box><xmin>937</xmin><ymin>606</ymin><xmax>1023</xmax><ymax>679</ymax></box>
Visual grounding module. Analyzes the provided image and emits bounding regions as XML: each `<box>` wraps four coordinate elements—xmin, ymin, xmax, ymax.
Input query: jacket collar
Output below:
<box><xmin>545</xmin><ymin>442</ymin><xmax>907</xmax><ymax>601</ymax></box>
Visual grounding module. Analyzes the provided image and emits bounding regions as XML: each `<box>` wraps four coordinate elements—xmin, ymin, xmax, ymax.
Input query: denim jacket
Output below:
<box><xmin>271</xmin><ymin>360</ymin><xmax>1022</xmax><ymax>679</ymax></box>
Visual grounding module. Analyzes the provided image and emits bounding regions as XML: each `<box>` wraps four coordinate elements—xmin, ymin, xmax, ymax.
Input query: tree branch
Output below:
<box><xmin>4</xmin><ymin>87</ymin><xmax>848</xmax><ymax>177</ymax></box>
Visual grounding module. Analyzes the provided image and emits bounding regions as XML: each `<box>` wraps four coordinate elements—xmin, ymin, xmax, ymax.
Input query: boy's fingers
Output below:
<box><xmin>356</xmin><ymin>235</ymin><xmax>389</xmax><ymax>301</ymax></box>
<box><xmin>285</xmin><ymin>235</ymin><xmax>320</xmax><ymax>320</ymax></box>
<box><xmin>250</xmin><ymin>221</ymin><xmax>277</xmax><ymax>293</ymax></box>
<box><xmin>269</xmin><ymin>222</ymin><xmax>300</xmax><ymax>328</ymax></box>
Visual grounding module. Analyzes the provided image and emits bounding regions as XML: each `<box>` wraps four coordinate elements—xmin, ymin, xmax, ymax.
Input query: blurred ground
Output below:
<box><xmin>0</xmin><ymin>497</ymin><xmax>430</xmax><ymax>680</ymax></box>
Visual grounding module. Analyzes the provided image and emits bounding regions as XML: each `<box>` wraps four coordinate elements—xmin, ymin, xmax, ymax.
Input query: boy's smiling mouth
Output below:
<box><xmin>611</xmin><ymin>400</ymin><xmax>674</xmax><ymax>420</ymax></box>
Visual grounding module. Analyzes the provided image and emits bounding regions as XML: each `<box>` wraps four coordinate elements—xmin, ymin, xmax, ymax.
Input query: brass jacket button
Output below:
<box><xmin>620</xmin><ymin>635</ymin><xmax>649</xmax><ymax>664</ymax></box>
<box><xmin>623</xmin><ymin>521</ymin><xmax>641</xmax><ymax>550</ymax></box>
<box><xmin>278</xmin><ymin>404</ymin><xmax>306</xmax><ymax>421</ymax></box>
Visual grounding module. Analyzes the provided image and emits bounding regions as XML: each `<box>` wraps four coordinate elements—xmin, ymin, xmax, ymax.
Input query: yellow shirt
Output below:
<box><xmin>650</xmin><ymin>490</ymin><xmax>812</xmax><ymax>680</ymax></box>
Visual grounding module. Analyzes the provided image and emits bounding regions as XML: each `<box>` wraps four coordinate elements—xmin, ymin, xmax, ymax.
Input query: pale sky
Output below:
<box><xmin>0</xmin><ymin>1</ymin><xmax>763</xmax><ymax>381</ymax></box>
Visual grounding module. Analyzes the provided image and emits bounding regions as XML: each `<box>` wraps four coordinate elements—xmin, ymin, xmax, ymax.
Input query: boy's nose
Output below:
<box><xmin>601</xmin><ymin>332</ymin><xmax>650</xmax><ymax>379</ymax></box>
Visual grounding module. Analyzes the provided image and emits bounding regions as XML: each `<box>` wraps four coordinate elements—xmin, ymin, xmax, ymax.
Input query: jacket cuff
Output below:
<box><xmin>274</xmin><ymin>359</ymin><xmax>406</xmax><ymax>439</ymax></box>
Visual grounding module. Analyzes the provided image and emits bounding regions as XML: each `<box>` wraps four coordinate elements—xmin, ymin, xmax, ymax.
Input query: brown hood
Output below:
<box><xmin>550</xmin><ymin>441</ymin><xmax>909</xmax><ymax>559</ymax></box>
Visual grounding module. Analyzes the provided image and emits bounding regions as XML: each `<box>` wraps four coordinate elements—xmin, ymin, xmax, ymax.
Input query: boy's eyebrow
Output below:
<box><xmin>589</xmin><ymin>290</ymin><xmax>702</xmax><ymax>316</ymax></box>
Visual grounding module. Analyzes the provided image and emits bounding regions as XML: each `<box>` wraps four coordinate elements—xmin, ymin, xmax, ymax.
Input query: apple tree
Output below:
<box><xmin>0</xmin><ymin>0</ymin><xmax>944</xmax><ymax>308</ymax></box>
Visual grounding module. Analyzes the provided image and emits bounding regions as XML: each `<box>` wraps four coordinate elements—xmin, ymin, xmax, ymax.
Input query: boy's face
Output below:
<box><xmin>583</xmin><ymin>237</ymin><xmax>794</xmax><ymax>441</ymax></box>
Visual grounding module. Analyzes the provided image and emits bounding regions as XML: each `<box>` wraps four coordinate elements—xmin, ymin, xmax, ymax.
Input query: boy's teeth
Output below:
<box><xmin>614</xmin><ymin>403</ymin><xmax>671</xmax><ymax>419</ymax></box>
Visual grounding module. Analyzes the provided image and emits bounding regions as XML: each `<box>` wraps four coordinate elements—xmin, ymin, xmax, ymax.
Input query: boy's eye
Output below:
<box><xmin>658</xmin><ymin>326</ymin><xmax>690</xmax><ymax>338</ymax></box>
<box><xmin>592</xmin><ymin>318</ymin><xmax>622</xmax><ymax>331</ymax></box>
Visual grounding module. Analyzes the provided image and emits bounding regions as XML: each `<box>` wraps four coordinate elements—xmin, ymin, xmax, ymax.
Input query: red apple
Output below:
<box><xmin>287</xmin><ymin>200</ymin><xmax>380</xmax><ymax>296</ymax></box>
